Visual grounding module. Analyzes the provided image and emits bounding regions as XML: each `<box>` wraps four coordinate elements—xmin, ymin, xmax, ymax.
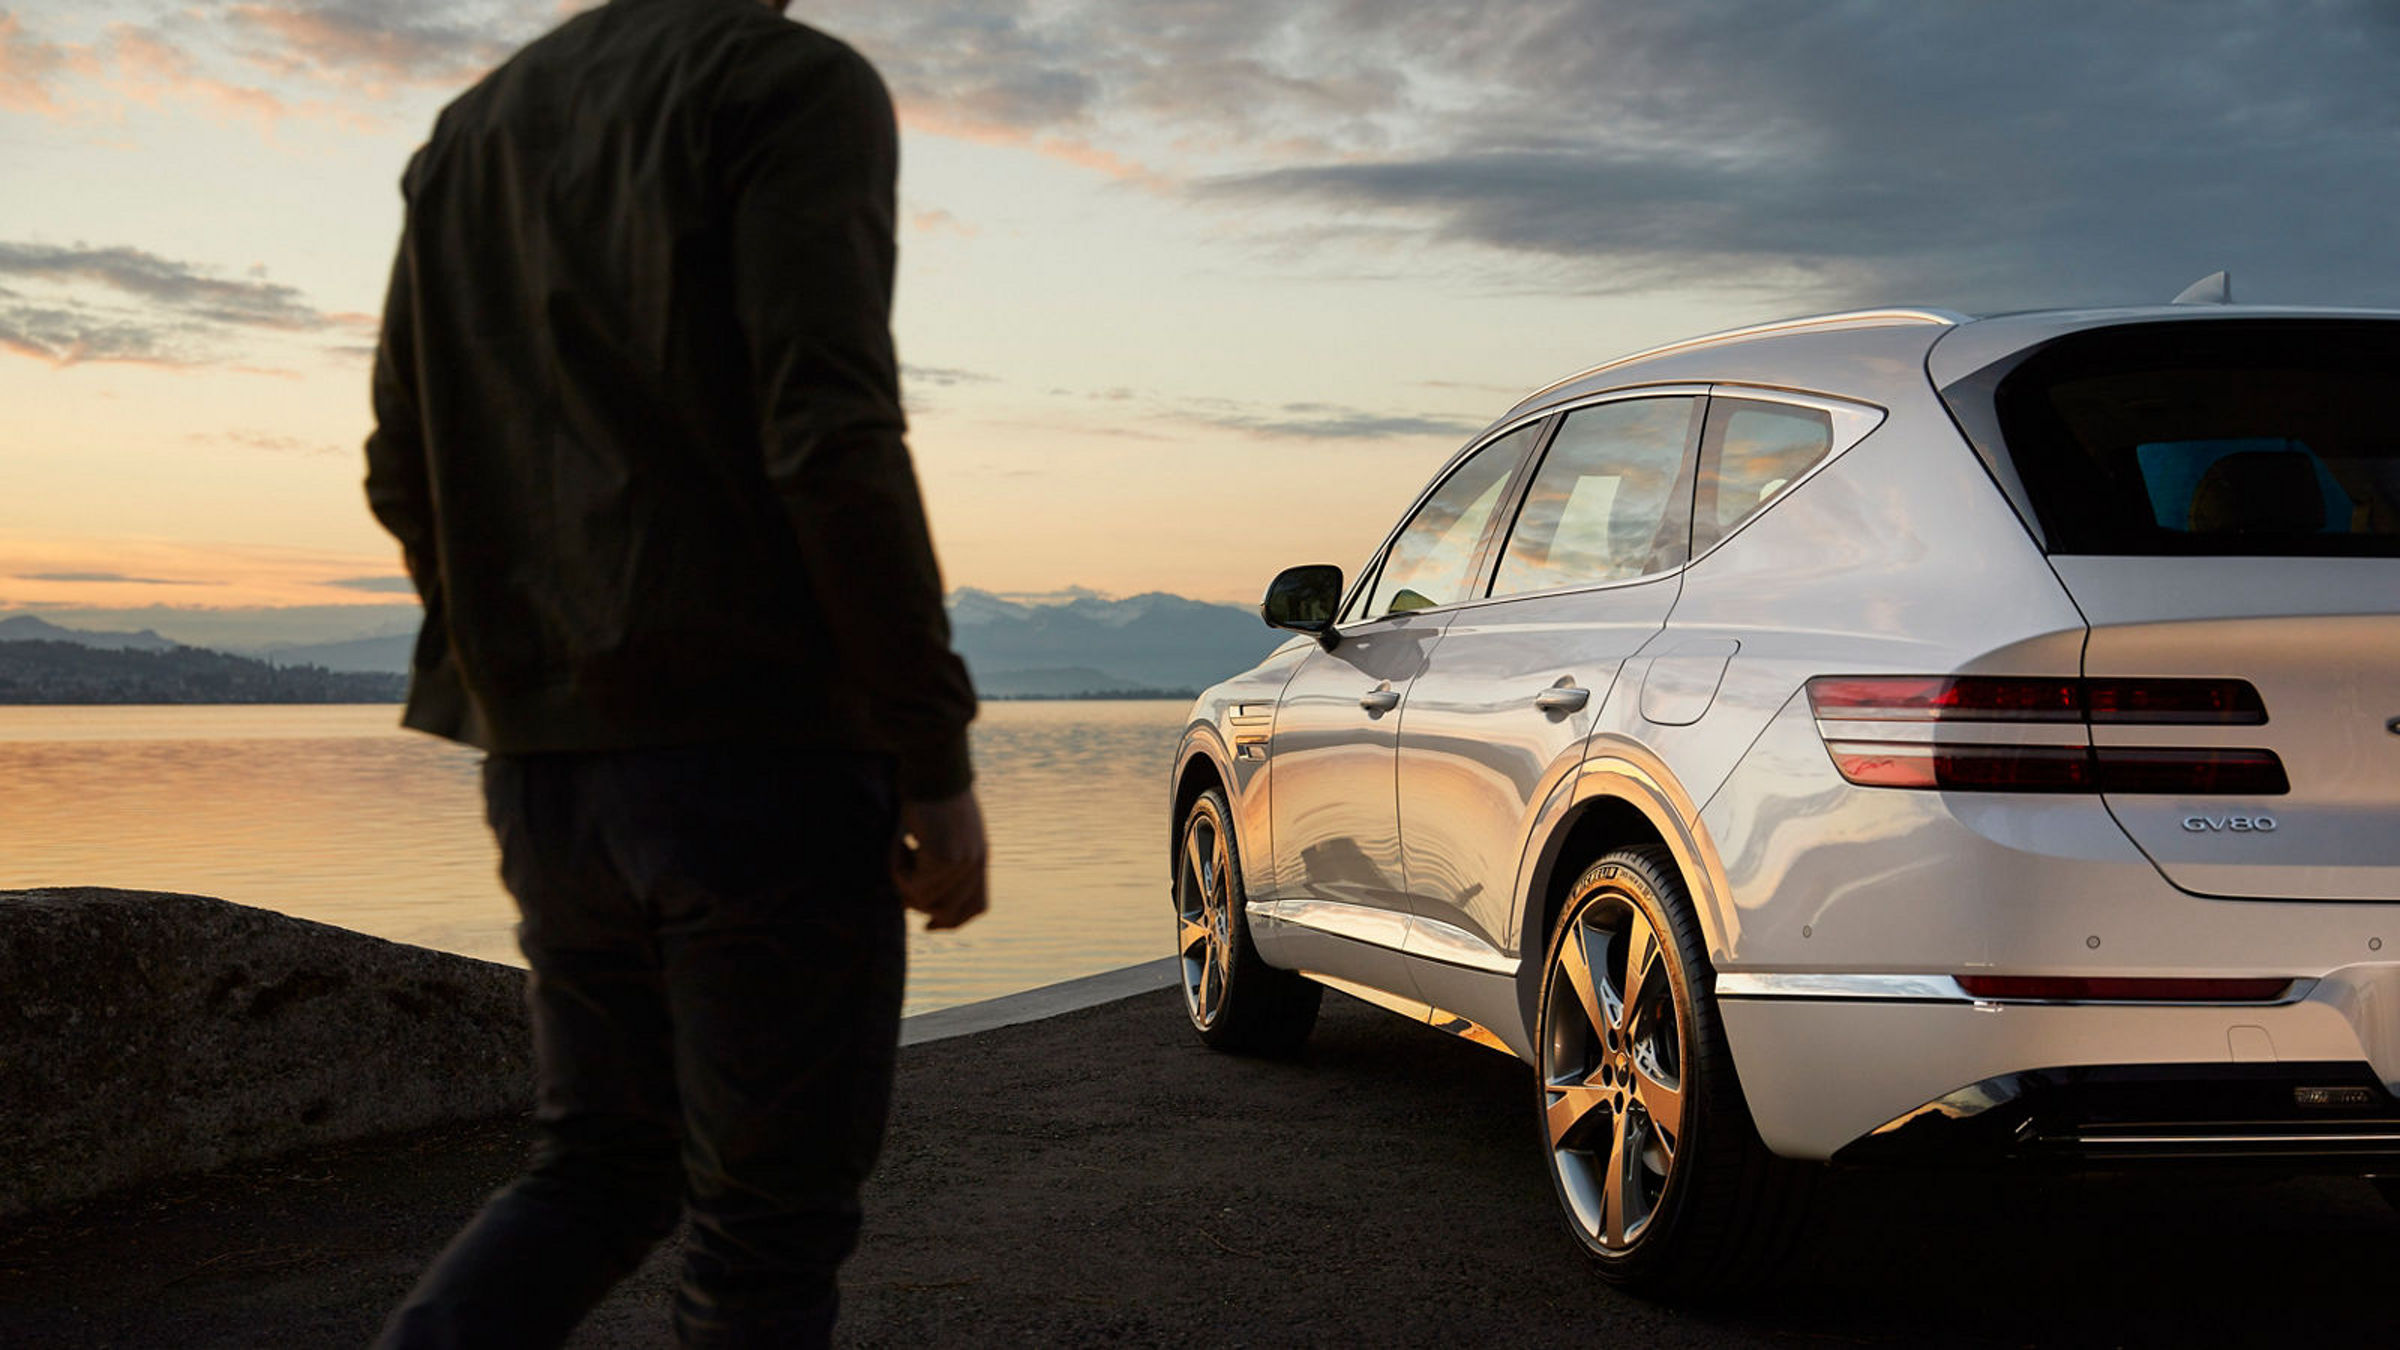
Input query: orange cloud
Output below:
<box><xmin>0</xmin><ymin>10</ymin><xmax>95</xmax><ymax>117</ymax></box>
<box><xmin>223</xmin><ymin>3</ymin><xmax>504</xmax><ymax>97</ymax></box>
<box><xmin>106</xmin><ymin>24</ymin><xmax>290</xmax><ymax>126</ymax></box>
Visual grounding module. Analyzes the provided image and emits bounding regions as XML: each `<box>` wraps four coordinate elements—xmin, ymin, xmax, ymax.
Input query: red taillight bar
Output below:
<box><xmin>1821</xmin><ymin>743</ymin><xmax>2291</xmax><ymax>794</ymax></box>
<box><xmin>1955</xmin><ymin>975</ymin><xmax>2293</xmax><ymax>1003</ymax></box>
<box><xmin>1809</xmin><ymin>675</ymin><xmax>2287</xmax><ymax>795</ymax></box>
<box><xmin>1805</xmin><ymin>676</ymin><xmax>2081</xmax><ymax>721</ymax></box>
<box><xmin>1806</xmin><ymin>676</ymin><xmax>2266</xmax><ymax>724</ymax></box>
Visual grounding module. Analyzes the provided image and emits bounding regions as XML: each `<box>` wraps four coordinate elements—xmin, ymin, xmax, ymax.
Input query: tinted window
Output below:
<box><xmin>1981</xmin><ymin>321</ymin><xmax>2400</xmax><ymax>556</ymax></box>
<box><xmin>1364</xmin><ymin>422</ymin><xmax>1535</xmax><ymax>617</ymax></box>
<box><xmin>1694</xmin><ymin>399</ymin><xmax>1835</xmax><ymax>553</ymax></box>
<box><xmin>1491</xmin><ymin>397</ymin><xmax>1697</xmax><ymax>596</ymax></box>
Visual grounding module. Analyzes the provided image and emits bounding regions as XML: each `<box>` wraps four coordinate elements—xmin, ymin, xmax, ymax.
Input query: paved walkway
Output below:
<box><xmin>5</xmin><ymin>986</ymin><xmax>2396</xmax><ymax>1346</ymax></box>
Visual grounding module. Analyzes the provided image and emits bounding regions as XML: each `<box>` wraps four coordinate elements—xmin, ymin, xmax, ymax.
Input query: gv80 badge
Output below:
<box><xmin>2183</xmin><ymin>814</ymin><xmax>2278</xmax><ymax>833</ymax></box>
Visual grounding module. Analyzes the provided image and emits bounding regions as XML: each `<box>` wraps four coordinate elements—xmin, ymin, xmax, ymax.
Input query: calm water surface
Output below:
<box><xmin>0</xmin><ymin>701</ymin><xmax>1188</xmax><ymax>1016</ymax></box>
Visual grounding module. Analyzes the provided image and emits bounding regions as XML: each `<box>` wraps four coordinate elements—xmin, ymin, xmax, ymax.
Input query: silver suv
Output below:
<box><xmin>1169</xmin><ymin>303</ymin><xmax>2400</xmax><ymax>1292</ymax></box>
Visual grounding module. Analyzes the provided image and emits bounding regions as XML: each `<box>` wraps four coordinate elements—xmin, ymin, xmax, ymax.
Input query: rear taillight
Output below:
<box><xmin>1807</xmin><ymin>676</ymin><xmax>2287</xmax><ymax>795</ymax></box>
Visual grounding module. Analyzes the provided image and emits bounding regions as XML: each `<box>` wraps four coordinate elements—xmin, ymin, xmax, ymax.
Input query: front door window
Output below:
<box><xmin>1364</xmin><ymin>422</ymin><xmax>1540</xmax><ymax>618</ymax></box>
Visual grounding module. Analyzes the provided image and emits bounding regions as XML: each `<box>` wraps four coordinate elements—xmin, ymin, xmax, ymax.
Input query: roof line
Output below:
<box><xmin>1520</xmin><ymin>307</ymin><xmax>1969</xmax><ymax>405</ymax></box>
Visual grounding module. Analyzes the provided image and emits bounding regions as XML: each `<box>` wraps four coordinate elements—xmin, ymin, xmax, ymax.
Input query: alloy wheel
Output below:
<box><xmin>1542</xmin><ymin>882</ymin><xmax>1689</xmax><ymax>1251</ymax></box>
<box><xmin>1176</xmin><ymin>806</ymin><xmax>1234</xmax><ymax>1029</ymax></box>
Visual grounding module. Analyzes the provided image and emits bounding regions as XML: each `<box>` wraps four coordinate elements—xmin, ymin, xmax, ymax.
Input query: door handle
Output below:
<box><xmin>1359</xmin><ymin>688</ymin><xmax>1401</xmax><ymax>714</ymax></box>
<box><xmin>1534</xmin><ymin>684</ymin><xmax>1591</xmax><ymax>714</ymax></box>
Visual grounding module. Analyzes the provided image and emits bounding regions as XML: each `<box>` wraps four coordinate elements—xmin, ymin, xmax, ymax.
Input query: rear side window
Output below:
<box><xmin>1980</xmin><ymin>321</ymin><xmax>2400</xmax><ymax>556</ymax></box>
<box><xmin>1694</xmin><ymin>399</ymin><xmax>1835</xmax><ymax>554</ymax></box>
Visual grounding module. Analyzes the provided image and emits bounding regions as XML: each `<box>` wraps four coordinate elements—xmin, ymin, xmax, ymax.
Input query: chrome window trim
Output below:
<box><xmin>1332</xmin><ymin>382</ymin><xmax>1884</xmax><ymax>626</ymax></box>
<box><xmin>1371</xmin><ymin>385</ymin><xmax>1710</xmax><ymax>617</ymax></box>
<box><xmin>1337</xmin><ymin>385</ymin><xmax>1711</xmax><ymax>623</ymax></box>
<box><xmin>1443</xmin><ymin>384</ymin><xmax>1883</xmax><ymax>613</ymax></box>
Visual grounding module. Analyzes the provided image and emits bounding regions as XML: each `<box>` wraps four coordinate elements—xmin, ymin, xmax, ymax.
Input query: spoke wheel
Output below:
<box><xmin>1535</xmin><ymin>845</ymin><xmax>1815</xmax><ymax>1295</ymax></box>
<box><xmin>1176</xmin><ymin>806</ymin><xmax>1236</xmax><ymax>1030</ymax></box>
<box><xmin>1172</xmin><ymin>787</ymin><xmax>1320</xmax><ymax>1054</ymax></box>
<box><xmin>1543</xmin><ymin>871</ymin><xmax>1688</xmax><ymax>1251</ymax></box>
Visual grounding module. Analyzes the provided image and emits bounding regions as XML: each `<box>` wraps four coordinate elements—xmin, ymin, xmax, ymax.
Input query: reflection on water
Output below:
<box><xmin>0</xmin><ymin>701</ymin><xmax>1188</xmax><ymax>1016</ymax></box>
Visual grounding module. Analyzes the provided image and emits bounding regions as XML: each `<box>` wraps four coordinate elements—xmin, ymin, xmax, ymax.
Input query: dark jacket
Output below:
<box><xmin>365</xmin><ymin>0</ymin><xmax>974</xmax><ymax>798</ymax></box>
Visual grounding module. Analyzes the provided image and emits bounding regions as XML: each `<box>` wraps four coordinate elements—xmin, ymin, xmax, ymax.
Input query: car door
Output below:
<box><xmin>1396</xmin><ymin>392</ymin><xmax>1704</xmax><ymax>994</ymax></box>
<box><xmin>1262</xmin><ymin>421</ymin><xmax>1543</xmax><ymax>988</ymax></box>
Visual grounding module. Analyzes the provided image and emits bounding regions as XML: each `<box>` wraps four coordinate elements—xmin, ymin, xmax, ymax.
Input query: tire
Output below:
<box><xmin>2374</xmin><ymin>1177</ymin><xmax>2400</xmax><ymax>1213</ymax></box>
<box><xmin>1174</xmin><ymin>787</ymin><xmax>1321</xmax><ymax>1054</ymax></box>
<box><xmin>1535</xmin><ymin>845</ymin><xmax>1813</xmax><ymax>1296</ymax></box>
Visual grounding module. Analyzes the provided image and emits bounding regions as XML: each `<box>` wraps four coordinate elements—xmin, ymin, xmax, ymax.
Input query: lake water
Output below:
<box><xmin>0</xmin><ymin>701</ymin><xmax>1190</xmax><ymax>1016</ymax></box>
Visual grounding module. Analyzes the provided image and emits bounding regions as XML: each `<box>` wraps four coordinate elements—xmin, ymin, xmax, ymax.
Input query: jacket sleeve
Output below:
<box><xmin>722</xmin><ymin>39</ymin><xmax>977</xmax><ymax>800</ymax></box>
<box><xmin>364</xmin><ymin>195</ymin><xmax>437</xmax><ymax>601</ymax></box>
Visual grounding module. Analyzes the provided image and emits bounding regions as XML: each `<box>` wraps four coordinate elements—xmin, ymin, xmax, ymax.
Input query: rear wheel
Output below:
<box><xmin>1536</xmin><ymin>845</ymin><xmax>1812</xmax><ymax>1295</ymax></box>
<box><xmin>1175</xmin><ymin>788</ymin><xmax>1320</xmax><ymax>1054</ymax></box>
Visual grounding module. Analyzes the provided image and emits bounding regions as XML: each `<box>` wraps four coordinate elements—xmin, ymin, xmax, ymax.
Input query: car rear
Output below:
<box><xmin>1708</xmin><ymin>310</ymin><xmax>2400</xmax><ymax>1168</ymax></box>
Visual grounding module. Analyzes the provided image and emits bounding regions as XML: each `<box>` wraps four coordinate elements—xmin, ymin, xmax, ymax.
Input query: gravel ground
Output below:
<box><xmin>4</xmin><ymin>987</ymin><xmax>2395</xmax><ymax>1347</ymax></box>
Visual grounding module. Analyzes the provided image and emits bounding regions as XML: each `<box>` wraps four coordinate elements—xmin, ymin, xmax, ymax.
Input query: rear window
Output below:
<box><xmin>1980</xmin><ymin>321</ymin><xmax>2400</xmax><ymax>556</ymax></box>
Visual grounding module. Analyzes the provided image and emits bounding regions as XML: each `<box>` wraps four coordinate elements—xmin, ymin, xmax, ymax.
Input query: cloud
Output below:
<box><xmin>810</xmin><ymin>0</ymin><xmax>2400</xmax><ymax>311</ymax></box>
<box><xmin>0</xmin><ymin>241</ymin><xmax>367</xmax><ymax>367</ymax></box>
<box><xmin>194</xmin><ymin>428</ymin><xmax>345</xmax><ymax>456</ymax></box>
<box><xmin>904</xmin><ymin>363</ymin><xmax>997</xmax><ymax>388</ymax></box>
<box><xmin>18</xmin><ymin>571</ymin><xmax>217</xmax><ymax>587</ymax></box>
<box><xmin>219</xmin><ymin>2</ymin><xmax>530</xmax><ymax>92</ymax></box>
<box><xmin>0</xmin><ymin>10</ymin><xmax>83</xmax><ymax>115</ymax></box>
<box><xmin>0</xmin><ymin>241</ymin><xmax>327</xmax><ymax>328</ymax></box>
<box><xmin>325</xmin><ymin>574</ymin><xmax>415</xmax><ymax>593</ymax></box>
<box><xmin>1178</xmin><ymin>399</ymin><xmax>1481</xmax><ymax>441</ymax></box>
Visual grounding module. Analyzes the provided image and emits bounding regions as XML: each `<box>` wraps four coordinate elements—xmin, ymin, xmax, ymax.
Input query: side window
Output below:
<box><xmin>1362</xmin><ymin>422</ymin><xmax>1537</xmax><ymax>618</ymax></box>
<box><xmin>1694</xmin><ymin>399</ymin><xmax>1835</xmax><ymax>553</ymax></box>
<box><xmin>1490</xmin><ymin>397</ymin><xmax>1698</xmax><ymax>597</ymax></box>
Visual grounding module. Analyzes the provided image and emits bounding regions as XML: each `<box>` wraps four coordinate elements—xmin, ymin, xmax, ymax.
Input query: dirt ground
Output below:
<box><xmin>5</xmin><ymin>987</ymin><xmax>2396</xmax><ymax>1347</ymax></box>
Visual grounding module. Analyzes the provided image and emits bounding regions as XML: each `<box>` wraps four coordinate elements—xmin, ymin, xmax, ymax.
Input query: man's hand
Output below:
<box><xmin>894</xmin><ymin>788</ymin><xmax>988</xmax><ymax>930</ymax></box>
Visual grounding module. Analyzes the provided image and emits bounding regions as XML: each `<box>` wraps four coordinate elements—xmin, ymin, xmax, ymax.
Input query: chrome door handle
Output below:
<box><xmin>1359</xmin><ymin>688</ymin><xmax>1401</xmax><ymax>713</ymax></box>
<box><xmin>1534</xmin><ymin>685</ymin><xmax>1590</xmax><ymax>714</ymax></box>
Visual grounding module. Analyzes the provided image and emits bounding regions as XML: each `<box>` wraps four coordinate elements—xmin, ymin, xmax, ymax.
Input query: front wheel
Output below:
<box><xmin>1175</xmin><ymin>787</ymin><xmax>1320</xmax><ymax>1054</ymax></box>
<box><xmin>1536</xmin><ymin>845</ymin><xmax>1812</xmax><ymax>1295</ymax></box>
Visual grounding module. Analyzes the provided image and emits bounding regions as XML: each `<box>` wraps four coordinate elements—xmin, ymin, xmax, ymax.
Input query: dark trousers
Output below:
<box><xmin>377</xmin><ymin>745</ymin><xmax>905</xmax><ymax>1349</ymax></box>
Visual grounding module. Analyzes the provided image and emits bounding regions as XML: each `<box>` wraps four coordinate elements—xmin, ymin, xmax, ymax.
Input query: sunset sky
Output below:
<box><xmin>5</xmin><ymin>1</ymin><xmax>2397</xmax><ymax>639</ymax></box>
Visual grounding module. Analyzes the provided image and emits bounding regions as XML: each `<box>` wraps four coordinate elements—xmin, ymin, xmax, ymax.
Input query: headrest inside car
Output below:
<box><xmin>2186</xmin><ymin>449</ymin><xmax>2327</xmax><ymax>535</ymax></box>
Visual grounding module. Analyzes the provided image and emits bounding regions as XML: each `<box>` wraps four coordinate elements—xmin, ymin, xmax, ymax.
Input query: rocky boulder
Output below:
<box><xmin>0</xmin><ymin>888</ymin><xmax>530</xmax><ymax>1218</ymax></box>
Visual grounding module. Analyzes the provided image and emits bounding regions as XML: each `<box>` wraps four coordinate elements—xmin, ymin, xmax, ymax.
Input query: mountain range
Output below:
<box><xmin>0</xmin><ymin>615</ymin><xmax>180</xmax><ymax>652</ymax></box>
<box><xmin>0</xmin><ymin>590</ymin><xmax>1286</xmax><ymax>698</ymax></box>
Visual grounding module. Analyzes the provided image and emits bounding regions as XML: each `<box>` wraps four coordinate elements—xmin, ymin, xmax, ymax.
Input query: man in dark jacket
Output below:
<box><xmin>366</xmin><ymin>1</ymin><xmax>985</xmax><ymax>1344</ymax></box>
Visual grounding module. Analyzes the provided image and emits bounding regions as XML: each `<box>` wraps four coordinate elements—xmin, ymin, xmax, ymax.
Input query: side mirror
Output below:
<box><xmin>1260</xmin><ymin>564</ymin><xmax>1344</xmax><ymax>647</ymax></box>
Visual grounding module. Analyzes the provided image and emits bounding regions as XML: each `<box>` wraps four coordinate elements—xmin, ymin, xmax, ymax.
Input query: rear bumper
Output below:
<box><xmin>1831</xmin><ymin>1062</ymin><xmax>2400</xmax><ymax>1168</ymax></box>
<box><xmin>1718</xmin><ymin>960</ymin><xmax>2400</xmax><ymax>1163</ymax></box>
